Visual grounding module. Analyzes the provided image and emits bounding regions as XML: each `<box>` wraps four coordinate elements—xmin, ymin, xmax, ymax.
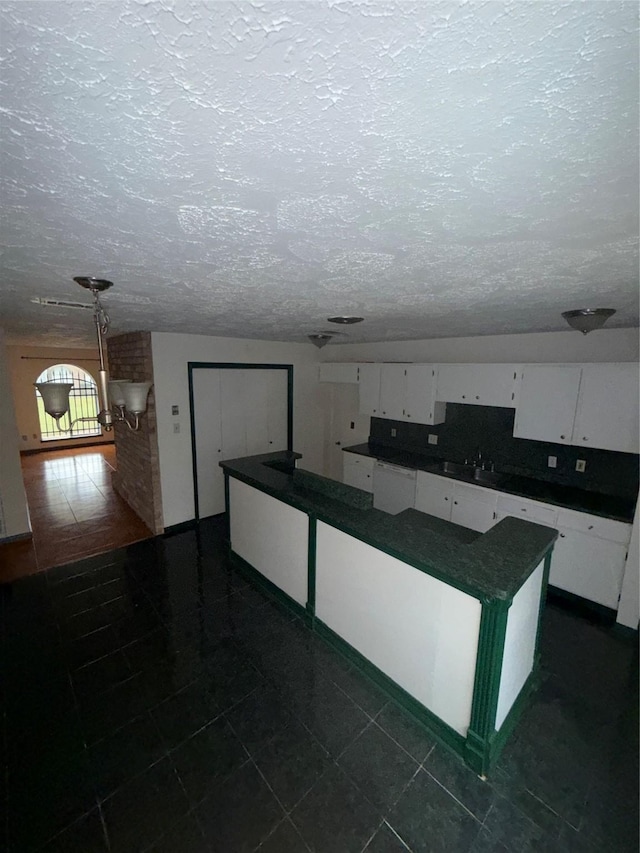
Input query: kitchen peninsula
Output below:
<box><xmin>220</xmin><ymin>451</ymin><xmax>557</xmax><ymax>776</ymax></box>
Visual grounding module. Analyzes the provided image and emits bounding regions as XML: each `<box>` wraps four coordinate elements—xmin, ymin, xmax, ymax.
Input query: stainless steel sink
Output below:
<box><xmin>438</xmin><ymin>460</ymin><xmax>470</xmax><ymax>475</ymax></box>
<box><xmin>472</xmin><ymin>469</ymin><xmax>503</xmax><ymax>485</ymax></box>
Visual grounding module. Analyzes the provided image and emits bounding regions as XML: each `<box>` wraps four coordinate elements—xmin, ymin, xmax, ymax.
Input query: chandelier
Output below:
<box><xmin>35</xmin><ymin>278</ymin><xmax>151</xmax><ymax>432</ymax></box>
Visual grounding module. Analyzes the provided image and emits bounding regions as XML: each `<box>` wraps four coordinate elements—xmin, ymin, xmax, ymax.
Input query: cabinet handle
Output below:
<box><xmin>407</xmin><ymin>413</ymin><xmax>411</xmax><ymax>418</ymax></box>
<box><xmin>521</xmin><ymin>508</ymin><xmax>527</xmax><ymax>512</ymax></box>
<box><xmin>582</xmin><ymin>437</ymin><xmax>588</xmax><ymax>441</ymax></box>
<box><xmin>444</xmin><ymin>497</ymin><xmax>449</xmax><ymax>501</ymax></box>
<box><xmin>462</xmin><ymin>395</ymin><xmax>466</xmax><ymax>399</ymax></box>
<box><xmin>560</xmin><ymin>435</ymin><xmax>565</xmax><ymax>439</ymax></box>
<box><xmin>382</xmin><ymin>411</ymin><xmax>386</xmax><ymax>415</ymax></box>
<box><xmin>453</xmin><ymin>501</ymin><xmax>458</xmax><ymax>505</ymax></box>
<box><xmin>475</xmin><ymin>395</ymin><xmax>479</xmax><ymax>400</ymax></box>
<box><xmin>588</xmin><ymin>524</ymin><xmax>593</xmax><ymax>530</ymax></box>
<box><xmin>560</xmin><ymin>533</ymin><xmax>565</xmax><ymax>538</ymax></box>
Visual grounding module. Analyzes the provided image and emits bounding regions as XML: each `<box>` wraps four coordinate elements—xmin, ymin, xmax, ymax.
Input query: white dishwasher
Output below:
<box><xmin>373</xmin><ymin>461</ymin><xmax>417</xmax><ymax>515</ymax></box>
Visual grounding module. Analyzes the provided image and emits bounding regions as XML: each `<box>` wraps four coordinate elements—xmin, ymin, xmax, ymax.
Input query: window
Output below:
<box><xmin>35</xmin><ymin>363</ymin><xmax>101</xmax><ymax>441</ymax></box>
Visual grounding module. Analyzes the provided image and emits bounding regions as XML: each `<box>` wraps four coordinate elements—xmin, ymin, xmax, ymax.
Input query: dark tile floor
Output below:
<box><xmin>1</xmin><ymin>517</ymin><xmax>637</xmax><ymax>852</ymax></box>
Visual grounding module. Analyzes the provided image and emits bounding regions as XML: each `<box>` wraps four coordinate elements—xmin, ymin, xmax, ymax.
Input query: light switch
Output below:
<box><xmin>391</xmin><ymin>428</ymin><xmax>397</xmax><ymax>437</ymax></box>
<box><xmin>173</xmin><ymin>423</ymin><xmax>180</xmax><ymax>434</ymax></box>
<box><xmin>428</xmin><ymin>434</ymin><xmax>438</xmax><ymax>445</ymax></box>
<box><xmin>576</xmin><ymin>459</ymin><xmax>586</xmax><ymax>472</ymax></box>
<box><xmin>547</xmin><ymin>455</ymin><xmax>557</xmax><ymax>468</ymax></box>
<box><xmin>171</xmin><ymin>405</ymin><xmax>179</xmax><ymax>416</ymax></box>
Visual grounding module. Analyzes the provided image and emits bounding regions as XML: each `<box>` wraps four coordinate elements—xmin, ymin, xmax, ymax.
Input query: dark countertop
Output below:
<box><xmin>343</xmin><ymin>443</ymin><xmax>636</xmax><ymax>523</ymax></box>
<box><xmin>220</xmin><ymin>451</ymin><xmax>557</xmax><ymax>604</ymax></box>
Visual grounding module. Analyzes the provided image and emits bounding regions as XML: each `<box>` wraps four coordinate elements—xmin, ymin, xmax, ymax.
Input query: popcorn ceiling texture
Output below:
<box><xmin>0</xmin><ymin>1</ymin><xmax>638</xmax><ymax>346</ymax></box>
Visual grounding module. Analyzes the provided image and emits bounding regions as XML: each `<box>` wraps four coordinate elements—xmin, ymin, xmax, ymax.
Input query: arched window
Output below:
<box><xmin>35</xmin><ymin>364</ymin><xmax>101</xmax><ymax>441</ymax></box>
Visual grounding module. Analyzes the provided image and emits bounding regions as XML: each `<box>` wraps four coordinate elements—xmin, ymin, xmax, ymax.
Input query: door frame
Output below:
<box><xmin>188</xmin><ymin>362</ymin><xmax>294</xmax><ymax>521</ymax></box>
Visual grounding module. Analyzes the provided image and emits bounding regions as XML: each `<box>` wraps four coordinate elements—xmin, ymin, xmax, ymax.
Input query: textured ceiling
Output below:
<box><xmin>0</xmin><ymin>1</ymin><xmax>638</xmax><ymax>347</ymax></box>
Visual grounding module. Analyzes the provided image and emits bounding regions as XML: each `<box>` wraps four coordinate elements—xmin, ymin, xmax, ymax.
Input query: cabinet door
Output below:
<box><xmin>451</xmin><ymin>483</ymin><xmax>497</xmax><ymax>533</ymax></box>
<box><xmin>343</xmin><ymin>455</ymin><xmax>374</xmax><ymax>492</ymax></box>
<box><xmin>319</xmin><ymin>363</ymin><xmax>359</xmax><ymax>384</ymax></box>
<box><xmin>550</xmin><ymin>528</ymin><xmax>627</xmax><ymax>609</ymax></box>
<box><xmin>404</xmin><ymin>365</ymin><xmax>446</xmax><ymax>425</ymax></box>
<box><xmin>358</xmin><ymin>364</ymin><xmax>382</xmax><ymax>417</ymax></box>
<box><xmin>415</xmin><ymin>472</ymin><xmax>453</xmax><ymax>520</ymax></box>
<box><xmin>495</xmin><ymin>495</ymin><xmax>558</xmax><ymax>528</ymax></box>
<box><xmin>436</xmin><ymin>364</ymin><xmax>518</xmax><ymax>408</ymax></box>
<box><xmin>379</xmin><ymin>364</ymin><xmax>407</xmax><ymax>420</ymax></box>
<box><xmin>513</xmin><ymin>366</ymin><xmax>581</xmax><ymax>444</ymax></box>
<box><xmin>572</xmin><ymin>364</ymin><xmax>639</xmax><ymax>454</ymax></box>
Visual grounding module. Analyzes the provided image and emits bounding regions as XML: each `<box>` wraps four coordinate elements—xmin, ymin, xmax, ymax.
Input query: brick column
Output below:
<box><xmin>106</xmin><ymin>331</ymin><xmax>163</xmax><ymax>534</ymax></box>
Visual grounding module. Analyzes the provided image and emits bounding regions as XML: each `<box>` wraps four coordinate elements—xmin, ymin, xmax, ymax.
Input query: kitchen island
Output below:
<box><xmin>220</xmin><ymin>451</ymin><xmax>557</xmax><ymax>776</ymax></box>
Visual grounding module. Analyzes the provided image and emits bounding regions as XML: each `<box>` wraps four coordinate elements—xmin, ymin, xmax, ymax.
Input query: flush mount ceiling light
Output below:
<box><xmin>327</xmin><ymin>316</ymin><xmax>364</xmax><ymax>325</ymax></box>
<box><xmin>308</xmin><ymin>333</ymin><xmax>333</xmax><ymax>348</ymax></box>
<box><xmin>561</xmin><ymin>308</ymin><xmax>616</xmax><ymax>335</ymax></box>
<box><xmin>35</xmin><ymin>278</ymin><xmax>152</xmax><ymax>432</ymax></box>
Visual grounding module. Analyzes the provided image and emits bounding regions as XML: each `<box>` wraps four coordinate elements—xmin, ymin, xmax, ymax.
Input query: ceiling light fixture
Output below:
<box><xmin>561</xmin><ymin>308</ymin><xmax>616</xmax><ymax>335</ymax></box>
<box><xmin>35</xmin><ymin>278</ymin><xmax>151</xmax><ymax>432</ymax></box>
<box><xmin>308</xmin><ymin>333</ymin><xmax>333</xmax><ymax>349</ymax></box>
<box><xmin>327</xmin><ymin>316</ymin><xmax>364</xmax><ymax>325</ymax></box>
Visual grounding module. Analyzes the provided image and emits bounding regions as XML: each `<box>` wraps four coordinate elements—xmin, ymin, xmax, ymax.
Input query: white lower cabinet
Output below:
<box><xmin>417</xmin><ymin>475</ymin><xmax>633</xmax><ymax>610</ymax></box>
<box><xmin>415</xmin><ymin>472</ymin><xmax>497</xmax><ymax>533</ymax></box>
<box><xmin>343</xmin><ymin>453</ymin><xmax>375</xmax><ymax>493</ymax></box>
<box><xmin>549</xmin><ymin>509</ymin><xmax>631</xmax><ymax>610</ymax></box>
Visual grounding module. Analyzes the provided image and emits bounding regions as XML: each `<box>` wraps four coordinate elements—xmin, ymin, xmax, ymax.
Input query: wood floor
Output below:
<box><xmin>0</xmin><ymin>445</ymin><xmax>153</xmax><ymax>583</ymax></box>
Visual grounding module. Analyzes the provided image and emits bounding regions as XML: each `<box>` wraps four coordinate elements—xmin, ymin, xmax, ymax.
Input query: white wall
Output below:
<box><xmin>321</xmin><ymin>327</ymin><xmax>639</xmax><ymax>364</ymax></box>
<box><xmin>0</xmin><ymin>329</ymin><xmax>31</xmax><ymax>540</ymax></box>
<box><xmin>151</xmin><ymin>332</ymin><xmax>323</xmax><ymax>528</ymax></box>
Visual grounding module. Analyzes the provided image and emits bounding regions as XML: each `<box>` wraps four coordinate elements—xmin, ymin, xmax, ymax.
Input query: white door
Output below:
<box><xmin>513</xmin><ymin>366</ymin><xmax>582</xmax><ymax>444</ymax></box>
<box><xmin>193</xmin><ymin>369</ymin><xmax>225</xmax><ymax>518</ymax></box>
<box><xmin>358</xmin><ymin>364</ymin><xmax>382</xmax><ymax>417</ymax></box>
<box><xmin>220</xmin><ymin>369</ymin><xmax>248</xmax><ymax>461</ymax></box>
<box><xmin>550</xmin><ymin>528</ymin><xmax>627</xmax><ymax>609</ymax></box>
<box><xmin>245</xmin><ymin>370</ymin><xmax>271</xmax><ymax>455</ymax></box>
<box><xmin>379</xmin><ymin>364</ymin><xmax>407</xmax><ymax>420</ymax></box>
<box><xmin>572</xmin><ymin>363</ymin><xmax>639</xmax><ymax>454</ymax></box>
<box><xmin>266</xmin><ymin>370</ymin><xmax>289</xmax><ymax>450</ymax></box>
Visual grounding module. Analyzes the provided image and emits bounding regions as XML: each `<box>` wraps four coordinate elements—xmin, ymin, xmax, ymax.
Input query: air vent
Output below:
<box><xmin>30</xmin><ymin>298</ymin><xmax>93</xmax><ymax>310</ymax></box>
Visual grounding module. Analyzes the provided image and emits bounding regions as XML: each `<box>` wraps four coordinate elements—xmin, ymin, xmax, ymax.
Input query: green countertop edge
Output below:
<box><xmin>221</xmin><ymin>452</ymin><xmax>557</xmax><ymax>605</ymax></box>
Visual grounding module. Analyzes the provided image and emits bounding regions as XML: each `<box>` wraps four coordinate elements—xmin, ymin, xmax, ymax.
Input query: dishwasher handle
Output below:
<box><xmin>374</xmin><ymin>461</ymin><xmax>417</xmax><ymax>479</ymax></box>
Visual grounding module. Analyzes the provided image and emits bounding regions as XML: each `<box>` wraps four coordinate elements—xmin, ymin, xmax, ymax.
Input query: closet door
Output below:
<box><xmin>193</xmin><ymin>369</ymin><xmax>225</xmax><ymax>518</ymax></box>
<box><xmin>266</xmin><ymin>370</ymin><xmax>289</xmax><ymax>450</ymax></box>
<box><xmin>244</xmin><ymin>370</ymin><xmax>270</xmax><ymax>455</ymax></box>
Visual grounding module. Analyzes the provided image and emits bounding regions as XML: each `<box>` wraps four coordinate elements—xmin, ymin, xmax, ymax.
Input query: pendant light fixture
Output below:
<box><xmin>561</xmin><ymin>308</ymin><xmax>616</xmax><ymax>335</ymax></box>
<box><xmin>35</xmin><ymin>278</ymin><xmax>152</xmax><ymax>432</ymax></box>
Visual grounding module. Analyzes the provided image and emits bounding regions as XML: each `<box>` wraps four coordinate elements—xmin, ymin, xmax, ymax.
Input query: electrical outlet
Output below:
<box><xmin>548</xmin><ymin>455</ymin><xmax>557</xmax><ymax>468</ymax></box>
<box><xmin>173</xmin><ymin>422</ymin><xmax>180</xmax><ymax>434</ymax></box>
<box><xmin>576</xmin><ymin>459</ymin><xmax>586</xmax><ymax>472</ymax></box>
<box><xmin>391</xmin><ymin>428</ymin><xmax>397</xmax><ymax>437</ymax></box>
<box><xmin>428</xmin><ymin>434</ymin><xmax>438</xmax><ymax>445</ymax></box>
<box><xmin>171</xmin><ymin>405</ymin><xmax>179</xmax><ymax>416</ymax></box>
<box><xmin>350</xmin><ymin>421</ymin><xmax>354</xmax><ymax>429</ymax></box>
<box><xmin>21</xmin><ymin>435</ymin><xmax>27</xmax><ymax>441</ymax></box>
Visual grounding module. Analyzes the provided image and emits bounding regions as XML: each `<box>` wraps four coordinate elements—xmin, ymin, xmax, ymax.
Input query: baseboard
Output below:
<box><xmin>546</xmin><ymin>585</ymin><xmax>617</xmax><ymax>625</ymax></box>
<box><xmin>21</xmin><ymin>440</ymin><xmax>115</xmax><ymax>455</ymax></box>
<box><xmin>0</xmin><ymin>530</ymin><xmax>33</xmax><ymax>544</ymax></box>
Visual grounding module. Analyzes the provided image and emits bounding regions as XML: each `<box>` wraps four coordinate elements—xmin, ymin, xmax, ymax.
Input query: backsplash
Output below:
<box><xmin>370</xmin><ymin>404</ymin><xmax>639</xmax><ymax>500</ymax></box>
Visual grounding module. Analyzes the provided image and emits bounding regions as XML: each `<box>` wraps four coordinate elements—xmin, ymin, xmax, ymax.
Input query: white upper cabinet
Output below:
<box><xmin>404</xmin><ymin>365</ymin><xmax>446</xmax><ymax>425</ymax></box>
<box><xmin>360</xmin><ymin>363</ymin><xmax>446</xmax><ymax>426</ymax></box>
<box><xmin>436</xmin><ymin>364</ymin><xmax>520</xmax><ymax>408</ymax></box>
<box><xmin>319</xmin><ymin>363</ymin><xmax>359</xmax><ymax>384</ymax></box>
<box><xmin>379</xmin><ymin>364</ymin><xmax>408</xmax><ymax>420</ymax></box>
<box><xmin>573</xmin><ymin>364</ymin><xmax>639</xmax><ymax>454</ymax></box>
<box><xmin>358</xmin><ymin>364</ymin><xmax>382</xmax><ymax>417</ymax></box>
<box><xmin>513</xmin><ymin>366</ymin><xmax>582</xmax><ymax>445</ymax></box>
<box><xmin>514</xmin><ymin>363</ymin><xmax>639</xmax><ymax>453</ymax></box>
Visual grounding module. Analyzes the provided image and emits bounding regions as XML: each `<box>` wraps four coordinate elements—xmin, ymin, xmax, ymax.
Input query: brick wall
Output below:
<box><xmin>106</xmin><ymin>331</ymin><xmax>163</xmax><ymax>534</ymax></box>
